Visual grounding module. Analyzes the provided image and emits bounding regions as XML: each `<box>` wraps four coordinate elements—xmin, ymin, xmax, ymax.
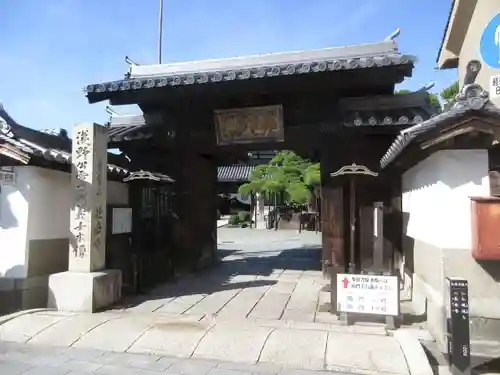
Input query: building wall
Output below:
<box><xmin>0</xmin><ymin>166</ymin><xmax>129</xmax><ymax>313</ymax></box>
<box><xmin>0</xmin><ymin>168</ymin><xmax>31</xmax><ymax>278</ymax></box>
<box><xmin>458</xmin><ymin>0</ymin><xmax>500</xmax><ymax>107</ymax></box>
<box><xmin>402</xmin><ymin>149</ymin><xmax>500</xmax><ymax>347</ymax></box>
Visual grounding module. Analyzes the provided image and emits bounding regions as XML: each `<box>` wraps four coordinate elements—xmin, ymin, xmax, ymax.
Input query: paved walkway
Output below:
<box><xmin>0</xmin><ymin>310</ymin><xmax>411</xmax><ymax>374</ymax></box>
<box><xmin>110</xmin><ymin>228</ymin><xmax>333</xmax><ymax>324</ymax></box>
<box><xmin>0</xmin><ymin>229</ymin><xmax>427</xmax><ymax>374</ymax></box>
<box><xmin>0</xmin><ymin>339</ymin><xmax>402</xmax><ymax>375</ymax></box>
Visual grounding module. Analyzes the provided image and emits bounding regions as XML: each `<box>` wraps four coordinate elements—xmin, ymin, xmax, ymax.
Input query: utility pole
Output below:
<box><xmin>158</xmin><ymin>0</ymin><xmax>164</xmax><ymax>64</ymax></box>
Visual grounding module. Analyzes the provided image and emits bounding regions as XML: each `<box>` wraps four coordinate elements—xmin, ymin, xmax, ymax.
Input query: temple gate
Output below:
<box><xmin>75</xmin><ymin>36</ymin><xmax>435</xmax><ymax>312</ymax></box>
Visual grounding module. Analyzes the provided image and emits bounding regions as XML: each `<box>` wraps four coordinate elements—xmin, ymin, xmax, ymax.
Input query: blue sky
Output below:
<box><xmin>2</xmin><ymin>0</ymin><xmax>457</xmax><ymax>132</ymax></box>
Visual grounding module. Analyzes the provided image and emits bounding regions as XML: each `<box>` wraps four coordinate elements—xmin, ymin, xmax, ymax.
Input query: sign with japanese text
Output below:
<box><xmin>445</xmin><ymin>277</ymin><xmax>470</xmax><ymax>375</ymax></box>
<box><xmin>490</xmin><ymin>74</ymin><xmax>500</xmax><ymax>99</ymax></box>
<box><xmin>337</xmin><ymin>273</ymin><xmax>399</xmax><ymax>316</ymax></box>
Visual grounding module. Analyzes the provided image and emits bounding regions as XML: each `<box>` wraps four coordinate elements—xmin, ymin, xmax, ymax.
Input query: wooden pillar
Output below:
<box><xmin>174</xmin><ymin>152</ymin><xmax>217</xmax><ymax>272</ymax></box>
<box><xmin>320</xmin><ymin>184</ymin><xmax>345</xmax><ymax>313</ymax></box>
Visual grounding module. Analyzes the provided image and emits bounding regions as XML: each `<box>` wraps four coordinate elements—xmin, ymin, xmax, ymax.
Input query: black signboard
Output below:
<box><xmin>446</xmin><ymin>278</ymin><xmax>471</xmax><ymax>375</ymax></box>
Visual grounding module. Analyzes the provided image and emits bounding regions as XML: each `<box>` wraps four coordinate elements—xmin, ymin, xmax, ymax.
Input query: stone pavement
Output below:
<box><xmin>0</xmin><ymin>339</ymin><xmax>405</xmax><ymax>375</ymax></box>
<box><xmin>0</xmin><ymin>229</ymin><xmax>428</xmax><ymax>374</ymax></box>
<box><xmin>0</xmin><ymin>311</ymin><xmax>412</xmax><ymax>374</ymax></box>
<box><xmin>110</xmin><ymin>229</ymin><xmax>334</xmax><ymax>325</ymax></box>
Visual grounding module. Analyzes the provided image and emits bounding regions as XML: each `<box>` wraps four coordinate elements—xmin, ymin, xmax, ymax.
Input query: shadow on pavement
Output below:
<box><xmin>110</xmin><ymin>243</ymin><xmax>322</xmax><ymax>311</ymax></box>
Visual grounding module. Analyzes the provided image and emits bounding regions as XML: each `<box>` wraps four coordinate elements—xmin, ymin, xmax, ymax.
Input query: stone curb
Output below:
<box><xmin>0</xmin><ymin>308</ymin><xmax>54</xmax><ymax>326</ymax></box>
<box><xmin>393</xmin><ymin>329</ymin><xmax>434</xmax><ymax>375</ymax></box>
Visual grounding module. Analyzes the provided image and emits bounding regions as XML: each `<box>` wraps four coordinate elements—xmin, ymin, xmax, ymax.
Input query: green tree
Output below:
<box><xmin>238</xmin><ymin>164</ymin><xmax>271</xmax><ymax>195</ymax></box>
<box><xmin>238</xmin><ymin>150</ymin><xmax>320</xmax><ymax>206</ymax></box>
<box><xmin>302</xmin><ymin>162</ymin><xmax>321</xmax><ymax>211</ymax></box>
<box><xmin>440</xmin><ymin>80</ymin><xmax>460</xmax><ymax>108</ymax></box>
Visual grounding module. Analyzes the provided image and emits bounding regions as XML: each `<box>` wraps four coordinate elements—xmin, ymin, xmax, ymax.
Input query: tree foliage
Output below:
<box><xmin>440</xmin><ymin>80</ymin><xmax>460</xmax><ymax>107</ymax></box>
<box><xmin>238</xmin><ymin>150</ymin><xmax>320</xmax><ymax>205</ymax></box>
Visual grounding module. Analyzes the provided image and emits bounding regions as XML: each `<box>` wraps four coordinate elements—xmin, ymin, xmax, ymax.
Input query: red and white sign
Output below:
<box><xmin>337</xmin><ymin>273</ymin><xmax>399</xmax><ymax>316</ymax></box>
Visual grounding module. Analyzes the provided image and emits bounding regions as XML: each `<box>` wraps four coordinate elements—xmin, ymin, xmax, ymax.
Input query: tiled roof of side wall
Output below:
<box><xmin>380</xmin><ymin>84</ymin><xmax>500</xmax><ymax>169</ymax></box>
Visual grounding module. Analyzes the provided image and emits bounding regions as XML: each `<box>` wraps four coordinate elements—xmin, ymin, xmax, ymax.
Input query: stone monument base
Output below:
<box><xmin>47</xmin><ymin>270</ymin><xmax>122</xmax><ymax>313</ymax></box>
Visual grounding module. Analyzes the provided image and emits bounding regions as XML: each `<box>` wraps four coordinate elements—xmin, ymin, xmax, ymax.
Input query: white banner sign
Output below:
<box><xmin>490</xmin><ymin>75</ymin><xmax>500</xmax><ymax>99</ymax></box>
<box><xmin>112</xmin><ymin>207</ymin><xmax>132</xmax><ymax>234</ymax></box>
<box><xmin>336</xmin><ymin>273</ymin><xmax>399</xmax><ymax>316</ymax></box>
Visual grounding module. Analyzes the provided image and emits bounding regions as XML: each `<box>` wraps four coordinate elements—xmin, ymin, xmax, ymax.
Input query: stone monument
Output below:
<box><xmin>48</xmin><ymin>123</ymin><xmax>122</xmax><ymax>312</ymax></box>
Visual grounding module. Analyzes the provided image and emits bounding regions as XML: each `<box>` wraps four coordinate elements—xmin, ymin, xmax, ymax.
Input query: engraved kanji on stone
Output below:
<box><xmin>75</xmin><ymin>206</ymin><xmax>87</xmax><ymax>220</ymax></box>
<box><xmin>75</xmin><ymin>231</ymin><xmax>85</xmax><ymax>243</ymax></box>
<box><xmin>75</xmin><ymin>146</ymin><xmax>90</xmax><ymax>161</ymax></box>
<box><xmin>96</xmin><ymin>160</ymin><xmax>103</xmax><ymax>196</ymax></box>
<box><xmin>75</xmin><ymin>193</ymin><xmax>87</xmax><ymax>206</ymax></box>
<box><xmin>77</xmin><ymin>244</ymin><xmax>86</xmax><ymax>258</ymax></box>
<box><xmin>74</xmin><ymin>221</ymin><xmax>85</xmax><ymax>232</ymax></box>
<box><xmin>76</xmin><ymin>129</ymin><xmax>90</xmax><ymax>145</ymax></box>
<box><xmin>94</xmin><ymin>220</ymin><xmax>102</xmax><ymax>236</ymax></box>
<box><xmin>77</xmin><ymin>169</ymin><xmax>89</xmax><ymax>180</ymax></box>
<box><xmin>95</xmin><ymin>206</ymin><xmax>104</xmax><ymax>220</ymax></box>
<box><xmin>76</xmin><ymin>160</ymin><xmax>88</xmax><ymax>171</ymax></box>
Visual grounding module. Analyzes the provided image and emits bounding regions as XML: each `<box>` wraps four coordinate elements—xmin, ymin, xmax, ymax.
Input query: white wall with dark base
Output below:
<box><xmin>401</xmin><ymin>149</ymin><xmax>500</xmax><ymax>347</ymax></box>
<box><xmin>0</xmin><ymin>166</ymin><xmax>128</xmax><ymax>313</ymax></box>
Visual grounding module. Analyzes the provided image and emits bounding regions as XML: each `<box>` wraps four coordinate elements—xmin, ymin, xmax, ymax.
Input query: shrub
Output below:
<box><xmin>238</xmin><ymin>211</ymin><xmax>251</xmax><ymax>223</ymax></box>
<box><xmin>228</xmin><ymin>214</ymin><xmax>240</xmax><ymax>225</ymax></box>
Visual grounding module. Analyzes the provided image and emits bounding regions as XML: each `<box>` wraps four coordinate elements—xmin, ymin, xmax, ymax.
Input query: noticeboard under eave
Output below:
<box><xmin>336</xmin><ymin>273</ymin><xmax>400</xmax><ymax>316</ymax></box>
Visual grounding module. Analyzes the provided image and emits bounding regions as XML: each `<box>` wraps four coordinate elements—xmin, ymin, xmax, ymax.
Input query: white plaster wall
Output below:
<box><xmin>403</xmin><ymin>149</ymin><xmax>490</xmax><ymax>250</ymax></box>
<box><xmin>0</xmin><ymin>166</ymin><xmax>129</xmax><ymax>279</ymax></box>
<box><xmin>26</xmin><ymin>167</ymin><xmax>71</xmax><ymax>241</ymax></box>
<box><xmin>402</xmin><ymin>149</ymin><xmax>500</xmax><ymax>344</ymax></box>
<box><xmin>0</xmin><ymin>167</ymin><xmax>30</xmax><ymax>277</ymax></box>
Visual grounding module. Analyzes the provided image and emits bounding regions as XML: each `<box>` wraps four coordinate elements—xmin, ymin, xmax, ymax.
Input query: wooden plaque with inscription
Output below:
<box><xmin>214</xmin><ymin>105</ymin><xmax>284</xmax><ymax>145</ymax></box>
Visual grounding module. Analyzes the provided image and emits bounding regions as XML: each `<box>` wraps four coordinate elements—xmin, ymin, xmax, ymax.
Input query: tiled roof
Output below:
<box><xmin>218</xmin><ymin>165</ymin><xmax>254</xmax><ymax>182</ymax></box>
<box><xmin>0</xmin><ymin>132</ymin><xmax>129</xmax><ymax>176</ymax></box>
<box><xmin>85</xmin><ymin>40</ymin><xmax>415</xmax><ymax>103</ymax></box>
<box><xmin>108</xmin><ymin>123</ymin><xmax>151</xmax><ymax>142</ymax></box>
<box><xmin>123</xmin><ymin>170</ymin><xmax>174</xmax><ymax>183</ymax></box>
<box><xmin>0</xmin><ymin>105</ymin><xmax>128</xmax><ymax>177</ymax></box>
<box><xmin>107</xmin><ymin>111</ymin><xmax>162</xmax><ymax>142</ymax></box>
<box><xmin>340</xmin><ymin>90</ymin><xmax>435</xmax><ymax>127</ymax></box>
<box><xmin>380</xmin><ymin>84</ymin><xmax>500</xmax><ymax>168</ymax></box>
